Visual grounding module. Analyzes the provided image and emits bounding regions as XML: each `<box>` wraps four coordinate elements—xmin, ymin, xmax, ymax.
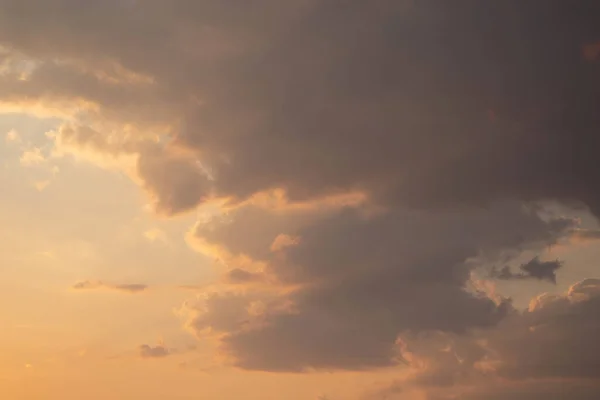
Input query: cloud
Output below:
<box><xmin>1</xmin><ymin>1</ymin><xmax>600</xmax><ymax>395</ymax></box>
<box><xmin>0</xmin><ymin>2</ymin><xmax>598</xmax><ymax>216</ymax></box>
<box><xmin>369</xmin><ymin>278</ymin><xmax>600</xmax><ymax>399</ymax></box>
<box><xmin>19</xmin><ymin>147</ymin><xmax>45</xmax><ymax>166</ymax></box>
<box><xmin>183</xmin><ymin>202</ymin><xmax>579</xmax><ymax>371</ymax></box>
<box><xmin>269</xmin><ymin>234</ymin><xmax>301</xmax><ymax>253</ymax></box>
<box><xmin>71</xmin><ymin>280</ymin><xmax>148</xmax><ymax>294</ymax></box>
<box><xmin>224</xmin><ymin>268</ymin><xmax>266</xmax><ymax>285</ymax></box>
<box><xmin>138</xmin><ymin>344</ymin><xmax>170</xmax><ymax>359</ymax></box>
<box><xmin>50</xmin><ymin>122</ymin><xmax>210</xmax><ymax>215</ymax></box>
<box><xmin>490</xmin><ymin>257</ymin><xmax>563</xmax><ymax>284</ymax></box>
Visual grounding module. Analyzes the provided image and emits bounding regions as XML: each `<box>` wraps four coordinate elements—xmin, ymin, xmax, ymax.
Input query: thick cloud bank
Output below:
<box><xmin>1</xmin><ymin>1</ymin><xmax>600</xmax><ymax>398</ymax></box>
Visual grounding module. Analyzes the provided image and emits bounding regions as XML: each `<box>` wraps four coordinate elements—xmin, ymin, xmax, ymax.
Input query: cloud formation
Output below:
<box><xmin>138</xmin><ymin>344</ymin><xmax>170</xmax><ymax>359</ymax></box>
<box><xmin>1</xmin><ymin>1</ymin><xmax>600</xmax><ymax>398</ymax></box>
<box><xmin>0</xmin><ymin>1</ymin><xmax>598</xmax><ymax>215</ymax></box>
<box><xmin>491</xmin><ymin>257</ymin><xmax>563</xmax><ymax>284</ymax></box>
<box><xmin>72</xmin><ymin>280</ymin><xmax>148</xmax><ymax>294</ymax></box>
<box><xmin>184</xmin><ymin>202</ymin><xmax>578</xmax><ymax>371</ymax></box>
<box><xmin>370</xmin><ymin>278</ymin><xmax>600</xmax><ymax>399</ymax></box>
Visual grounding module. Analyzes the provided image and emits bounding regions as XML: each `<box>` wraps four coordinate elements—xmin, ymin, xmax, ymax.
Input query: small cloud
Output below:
<box><xmin>113</xmin><ymin>283</ymin><xmax>148</xmax><ymax>293</ymax></box>
<box><xmin>225</xmin><ymin>268</ymin><xmax>265</xmax><ymax>284</ymax></box>
<box><xmin>491</xmin><ymin>257</ymin><xmax>563</xmax><ymax>284</ymax></box>
<box><xmin>5</xmin><ymin>129</ymin><xmax>20</xmax><ymax>143</ymax></box>
<box><xmin>139</xmin><ymin>344</ymin><xmax>170</xmax><ymax>359</ymax></box>
<box><xmin>20</xmin><ymin>147</ymin><xmax>45</xmax><ymax>166</ymax></box>
<box><xmin>71</xmin><ymin>280</ymin><xmax>148</xmax><ymax>294</ymax></box>
<box><xmin>71</xmin><ymin>280</ymin><xmax>103</xmax><ymax>290</ymax></box>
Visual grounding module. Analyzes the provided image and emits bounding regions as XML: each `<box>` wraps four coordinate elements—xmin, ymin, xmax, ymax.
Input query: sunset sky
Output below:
<box><xmin>1</xmin><ymin>1</ymin><xmax>600</xmax><ymax>399</ymax></box>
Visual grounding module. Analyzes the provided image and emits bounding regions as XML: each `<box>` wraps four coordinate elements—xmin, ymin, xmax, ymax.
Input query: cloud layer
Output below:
<box><xmin>1</xmin><ymin>1</ymin><xmax>600</xmax><ymax>399</ymax></box>
<box><xmin>0</xmin><ymin>1</ymin><xmax>599</xmax><ymax>215</ymax></box>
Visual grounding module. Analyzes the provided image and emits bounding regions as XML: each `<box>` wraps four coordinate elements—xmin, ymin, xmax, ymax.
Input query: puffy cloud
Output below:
<box><xmin>370</xmin><ymin>278</ymin><xmax>600</xmax><ymax>399</ymax></box>
<box><xmin>19</xmin><ymin>147</ymin><xmax>45</xmax><ymax>165</ymax></box>
<box><xmin>71</xmin><ymin>280</ymin><xmax>148</xmax><ymax>294</ymax></box>
<box><xmin>497</xmin><ymin>278</ymin><xmax>600</xmax><ymax>380</ymax></box>
<box><xmin>183</xmin><ymin>202</ymin><xmax>579</xmax><ymax>371</ymax></box>
<box><xmin>51</xmin><ymin>122</ymin><xmax>211</xmax><ymax>215</ymax></box>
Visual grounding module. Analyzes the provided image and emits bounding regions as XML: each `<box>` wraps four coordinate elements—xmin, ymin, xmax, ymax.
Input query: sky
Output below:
<box><xmin>1</xmin><ymin>1</ymin><xmax>600</xmax><ymax>399</ymax></box>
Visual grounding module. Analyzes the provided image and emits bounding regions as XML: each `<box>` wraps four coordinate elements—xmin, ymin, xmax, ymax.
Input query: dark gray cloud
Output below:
<box><xmin>371</xmin><ymin>278</ymin><xmax>600</xmax><ymax>400</ymax></box>
<box><xmin>491</xmin><ymin>278</ymin><xmax>600</xmax><ymax>381</ymax></box>
<box><xmin>0</xmin><ymin>1</ymin><xmax>599</xmax><ymax>215</ymax></box>
<box><xmin>72</xmin><ymin>280</ymin><xmax>148</xmax><ymax>294</ymax></box>
<box><xmin>187</xmin><ymin>202</ymin><xmax>577</xmax><ymax>371</ymax></box>
<box><xmin>491</xmin><ymin>257</ymin><xmax>563</xmax><ymax>284</ymax></box>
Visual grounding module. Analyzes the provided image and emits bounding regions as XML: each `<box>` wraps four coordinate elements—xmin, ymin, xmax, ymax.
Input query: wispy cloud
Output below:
<box><xmin>71</xmin><ymin>280</ymin><xmax>148</xmax><ymax>294</ymax></box>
